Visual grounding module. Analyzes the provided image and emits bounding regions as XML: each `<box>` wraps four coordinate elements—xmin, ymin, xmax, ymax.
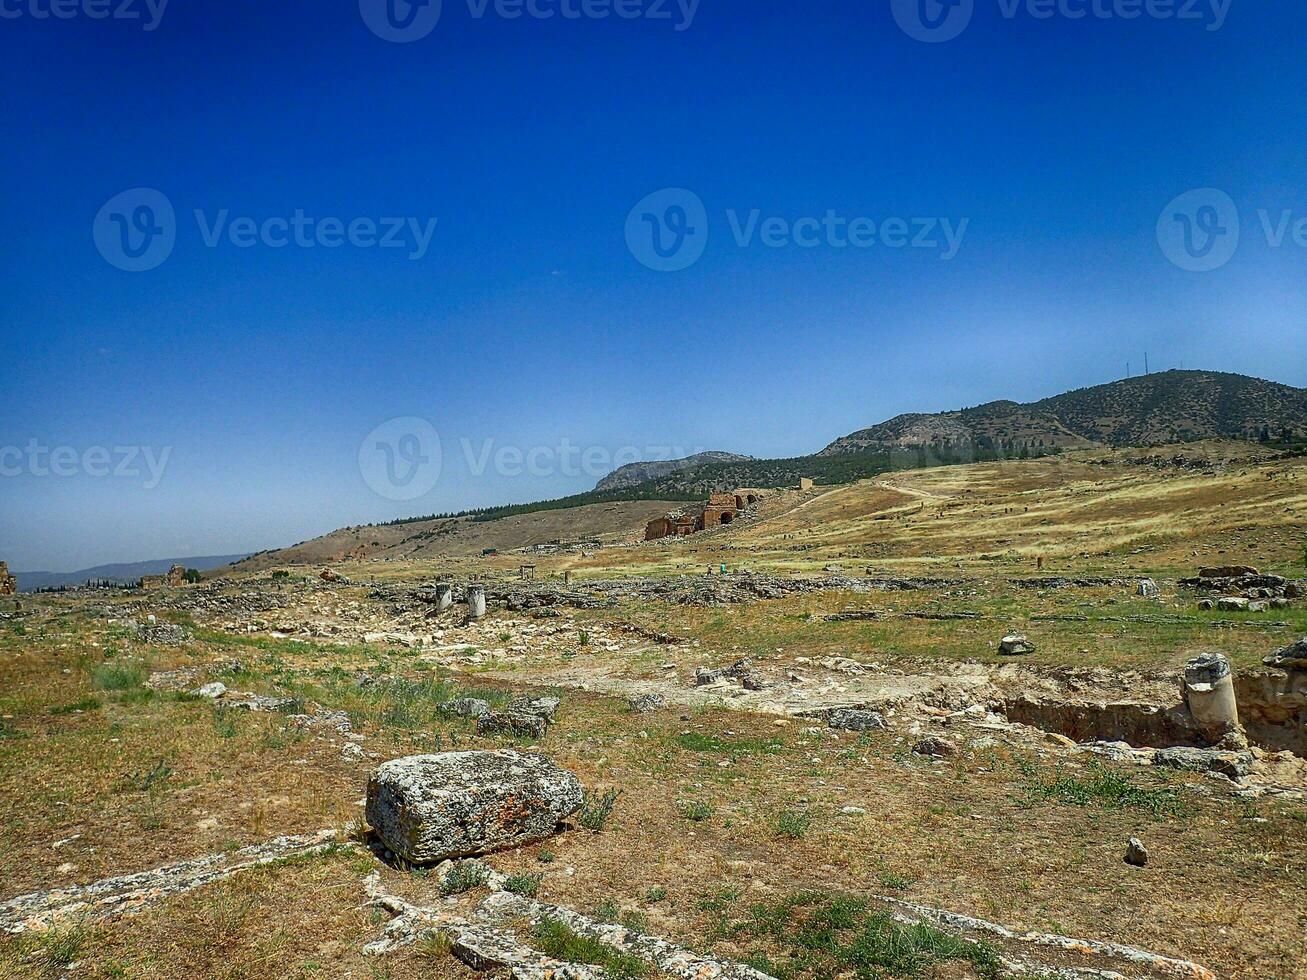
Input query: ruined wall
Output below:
<box><xmin>0</xmin><ymin>562</ymin><xmax>16</xmax><ymax>596</ymax></box>
<box><xmin>1234</xmin><ymin>670</ymin><xmax>1307</xmax><ymax>755</ymax></box>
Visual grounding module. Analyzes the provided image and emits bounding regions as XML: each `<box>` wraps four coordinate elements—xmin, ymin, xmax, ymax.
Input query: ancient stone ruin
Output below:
<box><xmin>365</xmin><ymin>750</ymin><xmax>582</xmax><ymax>864</ymax></box>
<box><xmin>645</xmin><ymin>489</ymin><xmax>766</xmax><ymax>540</ymax></box>
<box><xmin>0</xmin><ymin>562</ymin><xmax>16</xmax><ymax>596</ymax></box>
<box><xmin>140</xmin><ymin>563</ymin><xmax>188</xmax><ymax>590</ymax></box>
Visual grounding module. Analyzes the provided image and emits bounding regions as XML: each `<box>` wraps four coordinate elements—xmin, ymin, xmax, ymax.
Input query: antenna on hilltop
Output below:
<box><xmin>1126</xmin><ymin>361</ymin><xmax>1131</xmax><ymax>379</ymax></box>
<box><xmin>1144</xmin><ymin>352</ymin><xmax>1150</xmax><ymax>375</ymax></box>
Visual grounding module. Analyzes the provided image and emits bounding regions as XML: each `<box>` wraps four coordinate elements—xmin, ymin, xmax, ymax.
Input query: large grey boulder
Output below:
<box><xmin>366</xmin><ymin>751</ymin><xmax>582</xmax><ymax>865</ymax></box>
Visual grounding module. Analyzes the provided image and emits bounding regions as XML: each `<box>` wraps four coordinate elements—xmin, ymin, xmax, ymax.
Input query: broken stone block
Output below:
<box><xmin>1215</xmin><ymin>597</ymin><xmax>1249</xmax><ymax>612</ymax></box>
<box><xmin>1199</xmin><ymin>565</ymin><xmax>1258</xmax><ymax>579</ymax></box>
<box><xmin>191</xmin><ymin>682</ymin><xmax>227</xmax><ymax>700</ymax></box>
<box><xmin>627</xmin><ymin>693</ymin><xmax>666</xmax><ymax>713</ymax></box>
<box><xmin>827</xmin><ymin>708</ymin><xmax>888</xmax><ymax>733</ymax></box>
<box><xmin>912</xmin><ymin>736</ymin><xmax>956</xmax><ymax>758</ymax></box>
<box><xmin>1197</xmin><ymin>599</ymin><xmax>1214</xmax><ymax>611</ymax></box>
<box><xmin>440</xmin><ymin>697</ymin><xmax>492</xmax><ymax>719</ymax></box>
<box><xmin>1136</xmin><ymin>578</ymin><xmax>1159</xmax><ymax>599</ymax></box>
<box><xmin>1264</xmin><ymin>637</ymin><xmax>1307</xmax><ymax>672</ymax></box>
<box><xmin>1152</xmin><ymin>746</ymin><xmax>1254</xmax><ymax>780</ymax></box>
<box><xmin>506</xmin><ymin>696</ymin><xmax>559</xmax><ymax>722</ymax></box>
<box><xmin>365</xmin><ymin>750</ymin><xmax>582</xmax><ymax>864</ymax></box>
<box><xmin>1125</xmin><ymin>838</ymin><xmax>1149</xmax><ymax>867</ymax></box>
<box><xmin>477</xmin><ymin>711</ymin><xmax>548</xmax><ymax>739</ymax></box>
<box><xmin>999</xmin><ymin>633</ymin><xmax>1034</xmax><ymax>656</ymax></box>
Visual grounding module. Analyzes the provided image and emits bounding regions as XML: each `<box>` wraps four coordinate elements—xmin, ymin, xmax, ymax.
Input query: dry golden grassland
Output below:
<box><xmin>2</xmin><ymin>597</ymin><xmax>1306</xmax><ymax>979</ymax></box>
<box><xmin>4</xmin><ymin>448</ymin><xmax>1307</xmax><ymax>978</ymax></box>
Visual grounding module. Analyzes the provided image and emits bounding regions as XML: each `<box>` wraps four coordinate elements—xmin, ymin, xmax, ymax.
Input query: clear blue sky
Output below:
<box><xmin>3</xmin><ymin>0</ymin><xmax>1305</xmax><ymax>571</ymax></box>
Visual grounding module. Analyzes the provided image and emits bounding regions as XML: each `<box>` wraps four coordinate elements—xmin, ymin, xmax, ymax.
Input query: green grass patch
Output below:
<box><xmin>675</xmin><ymin>732</ymin><xmax>784</xmax><ymax>756</ymax></box>
<box><xmin>90</xmin><ymin>662</ymin><xmax>145</xmax><ymax>691</ymax></box>
<box><xmin>1021</xmin><ymin>762</ymin><xmax>1184</xmax><ymax>817</ymax></box>
<box><xmin>531</xmin><ymin>918</ymin><xmax>650</xmax><ymax>980</ymax></box>
<box><xmin>51</xmin><ymin>697</ymin><xmax>101</xmax><ymax>715</ymax></box>
<box><xmin>722</xmin><ymin>891</ymin><xmax>1000</xmax><ymax>980</ymax></box>
<box><xmin>504</xmin><ymin>872</ymin><xmax>543</xmax><ymax>897</ymax></box>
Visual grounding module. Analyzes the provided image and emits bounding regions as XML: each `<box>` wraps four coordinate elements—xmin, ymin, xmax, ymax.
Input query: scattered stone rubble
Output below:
<box><xmin>365</xmin><ymin>751</ymin><xmax>582</xmax><ymax>865</ymax></box>
<box><xmin>131</xmin><ymin>619</ymin><xmax>191</xmax><ymax>645</ymax></box>
<box><xmin>1180</xmin><ymin>566</ymin><xmax>1303</xmax><ymax>604</ymax></box>
<box><xmin>0</xmin><ymin>830</ymin><xmax>338</xmax><ymax>934</ymax></box>
<box><xmin>365</xmin><ymin>861</ymin><xmax>1216</xmax><ymax>980</ymax></box>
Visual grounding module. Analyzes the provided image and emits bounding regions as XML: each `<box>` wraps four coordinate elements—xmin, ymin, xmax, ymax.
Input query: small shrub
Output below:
<box><xmin>876</xmin><ymin>871</ymin><xmax>912</xmax><ymax>891</ymax></box>
<box><xmin>416</xmin><ymin>932</ymin><xmax>453</xmax><ymax>959</ymax></box>
<box><xmin>440</xmin><ymin>861</ymin><xmax>490</xmax><ymax>896</ymax></box>
<box><xmin>676</xmin><ymin>799</ymin><xmax>713</xmax><ymax>822</ymax></box>
<box><xmin>578</xmin><ymin>631</ymin><xmax>590</xmax><ymax>647</ymax></box>
<box><xmin>32</xmin><ymin>923</ymin><xmax>93</xmax><ymax>969</ymax></box>
<box><xmin>91</xmin><ymin>662</ymin><xmax>145</xmax><ymax>691</ymax></box>
<box><xmin>775</xmin><ymin>809</ymin><xmax>812</xmax><ymax>839</ymax></box>
<box><xmin>644</xmin><ymin>886</ymin><xmax>667</xmax><ymax>903</ymax></box>
<box><xmin>504</xmin><ymin>872</ymin><xmax>543</xmax><ymax>898</ymax></box>
<box><xmin>537</xmin><ymin>849</ymin><xmax>556</xmax><ymax>863</ymax></box>
<box><xmin>579</xmin><ymin>788</ymin><xmax>621</xmax><ymax>831</ymax></box>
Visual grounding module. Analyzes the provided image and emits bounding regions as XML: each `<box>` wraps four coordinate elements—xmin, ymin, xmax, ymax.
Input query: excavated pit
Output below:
<box><xmin>1001</xmin><ymin>671</ymin><xmax>1307</xmax><ymax>756</ymax></box>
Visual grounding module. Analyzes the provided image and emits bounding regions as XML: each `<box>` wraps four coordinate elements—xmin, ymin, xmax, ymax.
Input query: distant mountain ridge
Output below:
<box><xmin>16</xmin><ymin>554</ymin><xmax>251</xmax><ymax>592</ymax></box>
<box><xmin>819</xmin><ymin>371</ymin><xmax>1307</xmax><ymax>456</ymax></box>
<box><xmin>595</xmin><ymin>451</ymin><xmax>752</xmax><ymax>491</ymax></box>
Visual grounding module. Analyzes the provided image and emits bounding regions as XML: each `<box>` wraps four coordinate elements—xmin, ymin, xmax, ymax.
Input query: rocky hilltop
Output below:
<box><xmin>819</xmin><ymin>370</ymin><xmax>1306</xmax><ymax>455</ymax></box>
<box><xmin>594</xmin><ymin>451</ymin><xmax>751</xmax><ymax>491</ymax></box>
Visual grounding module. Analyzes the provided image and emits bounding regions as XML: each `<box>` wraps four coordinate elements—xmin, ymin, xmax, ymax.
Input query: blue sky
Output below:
<box><xmin>2</xmin><ymin>0</ymin><xmax>1305</xmax><ymax>571</ymax></box>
